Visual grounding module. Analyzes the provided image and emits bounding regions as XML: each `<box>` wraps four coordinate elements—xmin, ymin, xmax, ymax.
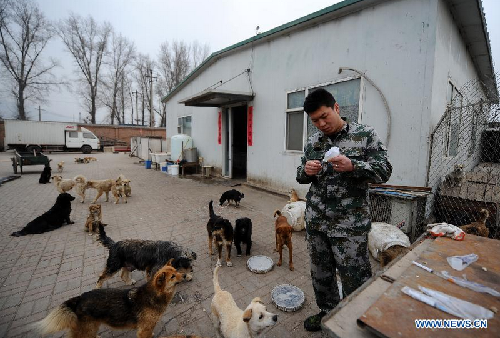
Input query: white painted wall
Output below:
<box><xmin>164</xmin><ymin>0</ymin><xmax>486</xmax><ymax>196</ymax></box>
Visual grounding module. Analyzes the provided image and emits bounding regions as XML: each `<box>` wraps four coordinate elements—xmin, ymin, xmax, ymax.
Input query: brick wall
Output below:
<box><xmin>79</xmin><ymin>124</ymin><xmax>166</xmax><ymax>146</ymax></box>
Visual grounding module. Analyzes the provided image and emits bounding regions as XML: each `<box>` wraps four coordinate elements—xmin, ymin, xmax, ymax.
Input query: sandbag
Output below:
<box><xmin>281</xmin><ymin>201</ymin><xmax>307</xmax><ymax>231</ymax></box>
<box><xmin>368</xmin><ymin>222</ymin><xmax>410</xmax><ymax>261</ymax></box>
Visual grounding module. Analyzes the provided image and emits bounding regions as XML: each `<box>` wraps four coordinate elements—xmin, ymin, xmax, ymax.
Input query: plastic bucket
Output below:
<box><xmin>160</xmin><ymin>161</ymin><xmax>167</xmax><ymax>172</ymax></box>
<box><xmin>145</xmin><ymin>160</ymin><xmax>152</xmax><ymax>169</ymax></box>
<box><xmin>281</xmin><ymin>201</ymin><xmax>307</xmax><ymax>231</ymax></box>
<box><xmin>170</xmin><ymin>164</ymin><xmax>179</xmax><ymax>176</ymax></box>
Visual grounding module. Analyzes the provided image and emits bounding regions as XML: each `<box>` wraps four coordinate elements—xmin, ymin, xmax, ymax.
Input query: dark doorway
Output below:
<box><xmin>232</xmin><ymin>105</ymin><xmax>247</xmax><ymax>179</ymax></box>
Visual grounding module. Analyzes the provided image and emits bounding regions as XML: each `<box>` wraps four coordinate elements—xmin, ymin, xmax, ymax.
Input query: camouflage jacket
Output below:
<box><xmin>296</xmin><ymin>121</ymin><xmax>392</xmax><ymax>237</ymax></box>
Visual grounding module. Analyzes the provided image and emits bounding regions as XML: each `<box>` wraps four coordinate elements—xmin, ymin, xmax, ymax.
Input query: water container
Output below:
<box><xmin>145</xmin><ymin>160</ymin><xmax>152</xmax><ymax>169</ymax></box>
<box><xmin>160</xmin><ymin>162</ymin><xmax>167</xmax><ymax>172</ymax></box>
<box><xmin>170</xmin><ymin>164</ymin><xmax>179</xmax><ymax>176</ymax></box>
<box><xmin>281</xmin><ymin>201</ymin><xmax>307</xmax><ymax>231</ymax></box>
<box><xmin>171</xmin><ymin>134</ymin><xmax>193</xmax><ymax>162</ymax></box>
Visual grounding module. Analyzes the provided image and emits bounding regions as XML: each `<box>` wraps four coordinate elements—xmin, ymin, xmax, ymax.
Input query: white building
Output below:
<box><xmin>162</xmin><ymin>0</ymin><xmax>497</xmax><ymax>197</ymax></box>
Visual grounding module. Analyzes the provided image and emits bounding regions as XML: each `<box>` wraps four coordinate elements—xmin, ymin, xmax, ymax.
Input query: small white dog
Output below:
<box><xmin>211</xmin><ymin>266</ymin><xmax>277</xmax><ymax>338</ymax></box>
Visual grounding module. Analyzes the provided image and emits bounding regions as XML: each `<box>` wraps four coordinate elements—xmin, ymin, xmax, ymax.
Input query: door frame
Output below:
<box><xmin>222</xmin><ymin>102</ymin><xmax>248</xmax><ymax>178</ymax></box>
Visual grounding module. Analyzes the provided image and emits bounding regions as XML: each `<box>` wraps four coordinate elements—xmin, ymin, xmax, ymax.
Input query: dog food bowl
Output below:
<box><xmin>271</xmin><ymin>284</ymin><xmax>305</xmax><ymax>312</ymax></box>
<box><xmin>247</xmin><ymin>255</ymin><xmax>274</xmax><ymax>274</ymax></box>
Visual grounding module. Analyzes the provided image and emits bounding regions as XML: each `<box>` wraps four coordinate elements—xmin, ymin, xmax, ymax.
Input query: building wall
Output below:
<box><xmin>80</xmin><ymin>124</ymin><xmax>166</xmax><ymax>147</ymax></box>
<box><xmin>164</xmin><ymin>0</ymin><xmax>478</xmax><ymax>195</ymax></box>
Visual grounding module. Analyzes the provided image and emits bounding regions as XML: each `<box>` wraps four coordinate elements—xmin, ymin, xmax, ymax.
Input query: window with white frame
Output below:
<box><xmin>177</xmin><ymin>116</ymin><xmax>192</xmax><ymax>136</ymax></box>
<box><xmin>446</xmin><ymin>82</ymin><xmax>462</xmax><ymax>157</ymax></box>
<box><xmin>286</xmin><ymin>90</ymin><xmax>305</xmax><ymax>151</ymax></box>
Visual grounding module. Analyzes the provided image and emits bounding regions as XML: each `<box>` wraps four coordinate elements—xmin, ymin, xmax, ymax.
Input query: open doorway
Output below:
<box><xmin>231</xmin><ymin>105</ymin><xmax>247</xmax><ymax>179</ymax></box>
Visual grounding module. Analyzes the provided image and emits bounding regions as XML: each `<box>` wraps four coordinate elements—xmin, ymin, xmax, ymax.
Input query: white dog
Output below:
<box><xmin>51</xmin><ymin>175</ymin><xmax>74</xmax><ymax>193</ymax></box>
<box><xmin>211</xmin><ymin>266</ymin><xmax>277</xmax><ymax>338</ymax></box>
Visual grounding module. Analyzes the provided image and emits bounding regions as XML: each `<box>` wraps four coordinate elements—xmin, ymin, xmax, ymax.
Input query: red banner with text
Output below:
<box><xmin>218</xmin><ymin>111</ymin><xmax>222</xmax><ymax>145</ymax></box>
<box><xmin>248</xmin><ymin>106</ymin><xmax>253</xmax><ymax>146</ymax></box>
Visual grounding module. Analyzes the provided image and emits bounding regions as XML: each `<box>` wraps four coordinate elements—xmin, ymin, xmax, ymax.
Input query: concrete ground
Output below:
<box><xmin>0</xmin><ymin>151</ymin><xmax>333</xmax><ymax>338</ymax></box>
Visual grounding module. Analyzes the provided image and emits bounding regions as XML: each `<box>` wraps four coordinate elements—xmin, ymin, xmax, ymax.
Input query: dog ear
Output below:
<box><xmin>242</xmin><ymin>308</ymin><xmax>253</xmax><ymax>322</ymax></box>
<box><xmin>155</xmin><ymin>271</ymin><xmax>167</xmax><ymax>288</ymax></box>
<box><xmin>166</xmin><ymin>258</ymin><xmax>174</xmax><ymax>267</ymax></box>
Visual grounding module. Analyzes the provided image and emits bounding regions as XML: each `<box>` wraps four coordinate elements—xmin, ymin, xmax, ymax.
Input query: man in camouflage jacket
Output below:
<box><xmin>296</xmin><ymin>88</ymin><xmax>392</xmax><ymax>331</ymax></box>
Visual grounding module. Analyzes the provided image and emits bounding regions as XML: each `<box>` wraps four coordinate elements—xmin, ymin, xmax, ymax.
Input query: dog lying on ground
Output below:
<box><xmin>37</xmin><ymin>261</ymin><xmax>184</xmax><ymax>338</ymax></box>
<box><xmin>368</xmin><ymin>222</ymin><xmax>411</xmax><ymax>267</ymax></box>
<box><xmin>211</xmin><ymin>266</ymin><xmax>277</xmax><ymax>338</ymax></box>
<box><xmin>84</xmin><ymin>204</ymin><xmax>103</xmax><ymax>235</ymax></box>
<box><xmin>234</xmin><ymin>217</ymin><xmax>252</xmax><ymax>257</ymax></box>
<box><xmin>84</xmin><ymin>156</ymin><xmax>97</xmax><ymax>162</ymax></box>
<box><xmin>289</xmin><ymin>188</ymin><xmax>299</xmax><ymax>202</ymax></box>
<box><xmin>39</xmin><ymin>164</ymin><xmax>51</xmax><ymax>184</ymax></box>
<box><xmin>74</xmin><ymin>157</ymin><xmax>86</xmax><ymax>164</ymax></box>
<box><xmin>273</xmin><ymin>210</ymin><xmax>294</xmax><ymax>271</ymax></box>
<box><xmin>86</xmin><ymin>178</ymin><xmax>117</xmax><ymax>203</ymax></box>
<box><xmin>57</xmin><ymin>161</ymin><xmax>64</xmax><ymax>173</ymax></box>
<box><xmin>52</xmin><ymin>175</ymin><xmax>75</xmax><ymax>193</ymax></box>
<box><xmin>460</xmin><ymin>208</ymin><xmax>490</xmax><ymax>237</ymax></box>
<box><xmin>73</xmin><ymin>175</ymin><xmax>88</xmax><ymax>203</ymax></box>
<box><xmin>11</xmin><ymin>193</ymin><xmax>75</xmax><ymax>237</ymax></box>
<box><xmin>207</xmin><ymin>201</ymin><xmax>234</xmax><ymax>267</ymax></box>
<box><xmin>96</xmin><ymin>223</ymin><xmax>196</xmax><ymax>288</ymax></box>
<box><xmin>219</xmin><ymin>189</ymin><xmax>244</xmax><ymax>206</ymax></box>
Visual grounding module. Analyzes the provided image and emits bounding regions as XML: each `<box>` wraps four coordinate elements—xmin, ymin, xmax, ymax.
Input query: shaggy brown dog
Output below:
<box><xmin>84</xmin><ymin>204</ymin><xmax>103</xmax><ymax>234</ymax></box>
<box><xmin>274</xmin><ymin>210</ymin><xmax>294</xmax><ymax>271</ymax></box>
<box><xmin>51</xmin><ymin>175</ymin><xmax>75</xmax><ymax>193</ymax></box>
<box><xmin>288</xmin><ymin>188</ymin><xmax>299</xmax><ymax>202</ymax></box>
<box><xmin>211</xmin><ymin>266</ymin><xmax>277</xmax><ymax>338</ymax></box>
<box><xmin>207</xmin><ymin>201</ymin><xmax>234</xmax><ymax>267</ymax></box>
<box><xmin>379</xmin><ymin>245</ymin><xmax>410</xmax><ymax>267</ymax></box>
<box><xmin>87</xmin><ymin>179</ymin><xmax>117</xmax><ymax>203</ymax></box>
<box><xmin>460</xmin><ymin>209</ymin><xmax>490</xmax><ymax>237</ymax></box>
<box><xmin>57</xmin><ymin>161</ymin><xmax>64</xmax><ymax>173</ymax></box>
<box><xmin>37</xmin><ymin>261</ymin><xmax>184</xmax><ymax>338</ymax></box>
<box><xmin>73</xmin><ymin>175</ymin><xmax>88</xmax><ymax>203</ymax></box>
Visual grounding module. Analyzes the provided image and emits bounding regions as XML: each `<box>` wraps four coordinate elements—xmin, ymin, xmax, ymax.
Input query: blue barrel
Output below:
<box><xmin>145</xmin><ymin>160</ymin><xmax>152</xmax><ymax>169</ymax></box>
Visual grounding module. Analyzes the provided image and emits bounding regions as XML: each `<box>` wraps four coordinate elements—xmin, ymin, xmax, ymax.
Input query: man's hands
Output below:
<box><xmin>304</xmin><ymin>155</ymin><xmax>354</xmax><ymax>176</ymax></box>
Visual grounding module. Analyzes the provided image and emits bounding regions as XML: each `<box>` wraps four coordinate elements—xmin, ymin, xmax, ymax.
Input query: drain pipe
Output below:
<box><xmin>338</xmin><ymin>67</ymin><xmax>392</xmax><ymax>146</ymax></box>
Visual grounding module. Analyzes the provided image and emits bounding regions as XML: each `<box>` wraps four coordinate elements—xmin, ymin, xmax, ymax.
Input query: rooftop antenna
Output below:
<box><xmin>256</xmin><ymin>25</ymin><xmax>260</xmax><ymax>35</ymax></box>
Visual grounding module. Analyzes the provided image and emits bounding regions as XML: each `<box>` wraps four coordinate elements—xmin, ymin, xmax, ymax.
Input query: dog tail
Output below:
<box><xmin>36</xmin><ymin>303</ymin><xmax>77</xmax><ymax>335</ymax></box>
<box><xmin>213</xmin><ymin>266</ymin><xmax>222</xmax><ymax>293</ymax></box>
<box><xmin>274</xmin><ymin>210</ymin><xmax>282</xmax><ymax>218</ymax></box>
<box><xmin>209</xmin><ymin>200</ymin><xmax>216</xmax><ymax>219</ymax></box>
<box><xmin>479</xmin><ymin>208</ymin><xmax>490</xmax><ymax>223</ymax></box>
<box><xmin>73</xmin><ymin>175</ymin><xmax>86</xmax><ymax>184</ymax></box>
<box><xmin>97</xmin><ymin>223</ymin><xmax>114</xmax><ymax>249</ymax></box>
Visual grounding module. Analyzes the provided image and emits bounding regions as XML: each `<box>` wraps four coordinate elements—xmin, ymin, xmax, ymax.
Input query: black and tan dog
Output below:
<box><xmin>274</xmin><ymin>210</ymin><xmax>294</xmax><ymax>271</ymax></box>
<box><xmin>11</xmin><ymin>193</ymin><xmax>75</xmax><ymax>237</ymax></box>
<box><xmin>207</xmin><ymin>200</ymin><xmax>234</xmax><ymax>267</ymax></box>
<box><xmin>219</xmin><ymin>189</ymin><xmax>244</xmax><ymax>206</ymax></box>
<box><xmin>234</xmin><ymin>217</ymin><xmax>252</xmax><ymax>257</ymax></box>
<box><xmin>37</xmin><ymin>261</ymin><xmax>184</xmax><ymax>338</ymax></box>
<box><xmin>96</xmin><ymin>223</ymin><xmax>196</xmax><ymax>288</ymax></box>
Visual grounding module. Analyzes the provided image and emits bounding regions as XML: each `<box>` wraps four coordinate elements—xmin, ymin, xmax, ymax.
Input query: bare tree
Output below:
<box><xmin>58</xmin><ymin>14</ymin><xmax>111</xmax><ymax>124</ymax></box>
<box><xmin>191</xmin><ymin>40</ymin><xmax>210</xmax><ymax>69</ymax></box>
<box><xmin>0</xmin><ymin>0</ymin><xmax>62</xmax><ymax>120</ymax></box>
<box><xmin>133</xmin><ymin>53</ymin><xmax>155</xmax><ymax>126</ymax></box>
<box><xmin>100</xmin><ymin>30</ymin><xmax>135</xmax><ymax>124</ymax></box>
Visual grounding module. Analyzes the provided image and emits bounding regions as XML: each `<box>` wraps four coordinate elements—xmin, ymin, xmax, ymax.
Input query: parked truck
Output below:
<box><xmin>4</xmin><ymin>120</ymin><xmax>100</xmax><ymax>154</ymax></box>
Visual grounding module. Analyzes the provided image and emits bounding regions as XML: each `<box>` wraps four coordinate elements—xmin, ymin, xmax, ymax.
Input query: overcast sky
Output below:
<box><xmin>0</xmin><ymin>0</ymin><xmax>498</xmax><ymax>124</ymax></box>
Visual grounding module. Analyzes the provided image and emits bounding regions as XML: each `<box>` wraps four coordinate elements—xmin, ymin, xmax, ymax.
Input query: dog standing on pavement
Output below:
<box><xmin>118</xmin><ymin>174</ymin><xmax>132</xmax><ymax>197</ymax></box>
<box><xmin>52</xmin><ymin>175</ymin><xmax>75</xmax><ymax>193</ymax></box>
<box><xmin>288</xmin><ymin>188</ymin><xmax>299</xmax><ymax>203</ymax></box>
<box><xmin>274</xmin><ymin>210</ymin><xmax>294</xmax><ymax>271</ymax></box>
<box><xmin>96</xmin><ymin>223</ymin><xmax>196</xmax><ymax>288</ymax></box>
<box><xmin>57</xmin><ymin>161</ymin><xmax>64</xmax><ymax>173</ymax></box>
<box><xmin>207</xmin><ymin>201</ymin><xmax>234</xmax><ymax>267</ymax></box>
<box><xmin>73</xmin><ymin>175</ymin><xmax>88</xmax><ymax>203</ymax></box>
<box><xmin>219</xmin><ymin>189</ymin><xmax>244</xmax><ymax>206</ymax></box>
<box><xmin>211</xmin><ymin>266</ymin><xmax>278</xmax><ymax>338</ymax></box>
<box><xmin>36</xmin><ymin>261</ymin><xmax>184</xmax><ymax>338</ymax></box>
<box><xmin>234</xmin><ymin>217</ymin><xmax>252</xmax><ymax>257</ymax></box>
<box><xmin>86</xmin><ymin>179</ymin><xmax>117</xmax><ymax>203</ymax></box>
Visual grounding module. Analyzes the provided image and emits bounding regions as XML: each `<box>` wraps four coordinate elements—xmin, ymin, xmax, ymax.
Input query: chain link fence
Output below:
<box><xmin>426</xmin><ymin>73</ymin><xmax>500</xmax><ymax>239</ymax></box>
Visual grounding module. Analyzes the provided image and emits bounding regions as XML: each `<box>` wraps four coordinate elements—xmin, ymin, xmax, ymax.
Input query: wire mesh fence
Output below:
<box><xmin>426</xmin><ymin>73</ymin><xmax>500</xmax><ymax>239</ymax></box>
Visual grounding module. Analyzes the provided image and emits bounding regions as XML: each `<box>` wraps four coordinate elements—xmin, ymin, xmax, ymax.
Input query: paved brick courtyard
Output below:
<box><xmin>0</xmin><ymin>151</ymin><xmax>331</xmax><ymax>338</ymax></box>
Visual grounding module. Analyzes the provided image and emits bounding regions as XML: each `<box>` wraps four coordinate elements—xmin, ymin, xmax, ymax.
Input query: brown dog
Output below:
<box><xmin>37</xmin><ymin>261</ymin><xmax>184</xmax><ymax>338</ymax></box>
<box><xmin>288</xmin><ymin>188</ymin><xmax>299</xmax><ymax>202</ymax></box>
<box><xmin>87</xmin><ymin>179</ymin><xmax>118</xmax><ymax>203</ymax></box>
<box><xmin>460</xmin><ymin>208</ymin><xmax>490</xmax><ymax>237</ymax></box>
<box><xmin>273</xmin><ymin>210</ymin><xmax>294</xmax><ymax>271</ymax></box>
<box><xmin>84</xmin><ymin>204</ymin><xmax>103</xmax><ymax>235</ymax></box>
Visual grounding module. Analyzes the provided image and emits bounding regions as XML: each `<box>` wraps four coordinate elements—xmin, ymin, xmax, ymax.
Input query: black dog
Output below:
<box><xmin>234</xmin><ymin>217</ymin><xmax>252</xmax><ymax>256</ymax></box>
<box><xmin>11</xmin><ymin>193</ymin><xmax>75</xmax><ymax>237</ymax></box>
<box><xmin>207</xmin><ymin>200</ymin><xmax>234</xmax><ymax>267</ymax></box>
<box><xmin>219</xmin><ymin>189</ymin><xmax>244</xmax><ymax>206</ymax></box>
<box><xmin>96</xmin><ymin>223</ymin><xmax>196</xmax><ymax>288</ymax></box>
<box><xmin>39</xmin><ymin>164</ymin><xmax>51</xmax><ymax>184</ymax></box>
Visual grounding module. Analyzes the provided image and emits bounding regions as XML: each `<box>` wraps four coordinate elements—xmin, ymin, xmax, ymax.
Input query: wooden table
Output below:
<box><xmin>180</xmin><ymin>162</ymin><xmax>199</xmax><ymax>176</ymax></box>
<box><xmin>323</xmin><ymin>235</ymin><xmax>500</xmax><ymax>338</ymax></box>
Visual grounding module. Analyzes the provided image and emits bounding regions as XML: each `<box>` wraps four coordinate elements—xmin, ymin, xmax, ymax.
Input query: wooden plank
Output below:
<box><xmin>358</xmin><ymin>235</ymin><xmax>500</xmax><ymax>337</ymax></box>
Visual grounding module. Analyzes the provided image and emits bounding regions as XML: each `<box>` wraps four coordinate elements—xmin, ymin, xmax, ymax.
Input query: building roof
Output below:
<box><xmin>162</xmin><ymin>0</ymin><xmax>498</xmax><ymax>104</ymax></box>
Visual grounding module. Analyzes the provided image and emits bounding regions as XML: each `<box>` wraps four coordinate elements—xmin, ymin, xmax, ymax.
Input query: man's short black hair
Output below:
<box><xmin>303</xmin><ymin>88</ymin><xmax>336</xmax><ymax>114</ymax></box>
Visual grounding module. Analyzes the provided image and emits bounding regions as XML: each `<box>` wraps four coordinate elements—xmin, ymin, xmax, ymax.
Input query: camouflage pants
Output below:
<box><xmin>306</xmin><ymin>229</ymin><xmax>372</xmax><ymax>311</ymax></box>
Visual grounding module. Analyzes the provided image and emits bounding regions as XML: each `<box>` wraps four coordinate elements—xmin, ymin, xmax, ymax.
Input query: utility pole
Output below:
<box><xmin>79</xmin><ymin>112</ymin><xmax>82</xmax><ymax>122</ymax></box>
<box><xmin>146</xmin><ymin>68</ymin><xmax>157</xmax><ymax>127</ymax></box>
<box><xmin>132</xmin><ymin>90</ymin><xmax>140</xmax><ymax>125</ymax></box>
<box><xmin>38</xmin><ymin>106</ymin><xmax>41</xmax><ymax>121</ymax></box>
